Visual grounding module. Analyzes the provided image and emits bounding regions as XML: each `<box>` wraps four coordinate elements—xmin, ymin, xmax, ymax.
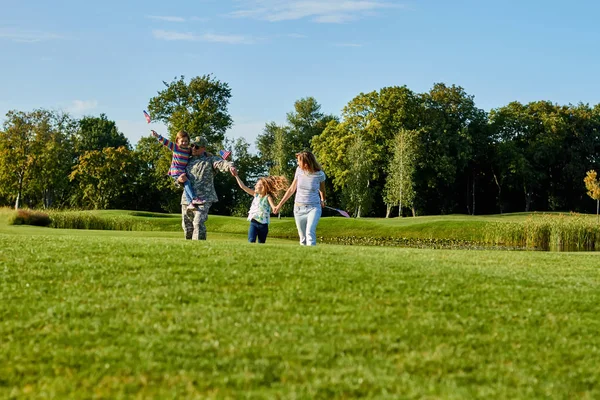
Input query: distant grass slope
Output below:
<box><xmin>0</xmin><ymin>207</ymin><xmax>544</xmax><ymax>240</ymax></box>
<box><xmin>4</xmin><ymin>208</ymin><xmax>598</xmax><ymax>249</ymax></box>
<box><xmin>1</xmin><ymin>225</ymin><xmax>599</xmax><ymax>398</ymax></box>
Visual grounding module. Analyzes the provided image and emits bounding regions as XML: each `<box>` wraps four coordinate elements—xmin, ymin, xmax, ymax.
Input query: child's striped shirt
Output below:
<box><xmin>156</xmin><ymin>135</ymin><xmax>191</xmax><ymax>177</ymax></box>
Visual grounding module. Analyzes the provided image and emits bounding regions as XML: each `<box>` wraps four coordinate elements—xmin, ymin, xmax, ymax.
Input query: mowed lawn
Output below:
<box><xmin>1</xmin><ymin>222</ymin><xmax>600</xmax><ymax>398</ymax></box>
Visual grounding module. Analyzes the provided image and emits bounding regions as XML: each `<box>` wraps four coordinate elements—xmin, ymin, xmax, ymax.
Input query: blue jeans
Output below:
<box><xmin>172</xmin><ymin>175</ymin><xmax>197</xmax><ymax>203</ymax></box>
<box><xmin>293</xmin><ymin>205</ymin><xmax>322</xmax><ymax>246</ymax></box>
<box><xmin>248</xmin><ymin>219</ymin><xmax>269</xmax><ymax>243</ymax></box>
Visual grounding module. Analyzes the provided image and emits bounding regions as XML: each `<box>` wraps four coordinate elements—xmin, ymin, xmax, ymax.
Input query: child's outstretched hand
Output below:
<box><xmin>230</xmin><ymin>166</ymin><xmax>238</xmax><ymax>176</ymax></box>
<box><xmin>151</xmin><ymin>130</ymin><xmax>159</xmax><ymax>137</ymax></box>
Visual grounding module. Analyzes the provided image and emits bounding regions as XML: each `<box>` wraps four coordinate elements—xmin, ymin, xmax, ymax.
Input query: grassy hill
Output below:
<box><xmin>1</xmin><ymin>210</ymin><xmax>599</xmax><ymax>397</ymax></box>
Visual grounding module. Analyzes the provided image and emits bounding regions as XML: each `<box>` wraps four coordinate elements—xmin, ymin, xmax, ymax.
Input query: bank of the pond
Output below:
<box><xmin>320</xmin><ymin>235</ymin><xmax>527</xmax><ymax>251</ymax></box>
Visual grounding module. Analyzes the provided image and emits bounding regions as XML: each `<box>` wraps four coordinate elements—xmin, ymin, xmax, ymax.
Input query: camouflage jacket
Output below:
<box><xmin>181</xmin><ymin>153</ymin><xmax>234</xmax><ymax>205</ymax></box>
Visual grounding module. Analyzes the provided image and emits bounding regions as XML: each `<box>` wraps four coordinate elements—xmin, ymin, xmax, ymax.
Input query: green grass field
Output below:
<box><xmin>1</xmin><ymin>210</ymin><xmax>600</xmax><ymax>398</ymax></box>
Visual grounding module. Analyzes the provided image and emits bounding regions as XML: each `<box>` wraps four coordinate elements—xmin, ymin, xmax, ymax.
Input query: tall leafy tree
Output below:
<box><xmin>344</xmin><ymin>135</ymin><xmax>374</xmax><ymax>217</ymax></box>
<box><xmin>383</xmin><ymin>129</ymin><xmax>420</xmax><ymax>217</ymax></box>
<box><xmin>256</xmin><ymin>121</ymin><xmax>281</xmax><ymax>173</ymax></box>
<box><xmin>74</xmin><ymin>113</ymin><xmax>130</xmax><ymax>154</ymax></box>
<box><xmin>32</xmin><ymin>111</ymin><xmax>77</xmax><ymax>208</ymax></box>
<box><xmin>547</xmin><ymin>103</ymin><xmax>600</xmax><ymax>212</ymax></box>
<box><xmin>147</xmin><ymin>74</ymin><xmax>233</xmax><ymax>144</ymax></box>
<box><xmin>312</xmin><ymin>120</ymin><xmax>353</xmax><ymax>192</ymax></box>
<box><xmin>0</xmin><ymin>109</ymin><xmax>75</xmax><ymax>209</ymax></box>
<box><xmin>286</xmin><ymin>97</ymin><xmax>337</xmax><ymax>152</ymax></box>
<box><xmin>70</xmin><ymin>146</ymin><xmax>137</xmax><ymax>209</ymax></box>
<box><xmin>415</xmin><ymin>83</ymin><xmax>483</xmax><ymax>214</ymax></box>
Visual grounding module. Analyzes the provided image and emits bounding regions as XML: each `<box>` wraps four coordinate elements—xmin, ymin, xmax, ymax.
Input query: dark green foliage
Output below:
<box><xmin>74</xmin><ymin>113</ymin><xmax>130</xmax><ymax>153</ymax></box>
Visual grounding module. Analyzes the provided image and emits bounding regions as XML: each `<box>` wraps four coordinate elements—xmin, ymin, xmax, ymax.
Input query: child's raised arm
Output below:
<box><xmin>151</xmin><ymin>130</ymin><xmax>175</xmax><ymax>151</ymax></box>
<box><xmin>234</xmin><ymin>175</ymin><xmax>255</xmax><ymax>196</ymax></box>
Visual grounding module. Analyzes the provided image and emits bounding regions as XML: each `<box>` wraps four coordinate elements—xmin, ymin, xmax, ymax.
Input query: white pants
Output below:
<box><xmin>293</xmin><ymin>205</ymin><xmax>322</xmax><ymax>246</ymax></box>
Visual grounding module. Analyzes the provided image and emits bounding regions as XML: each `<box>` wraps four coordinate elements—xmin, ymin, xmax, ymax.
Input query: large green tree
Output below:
<box><xmin>312</xmin><ymin>93</ymin><xmax>381</xmax><ymax>217</ymax></box>
<box><xmin>286</xmin><ymin>97</ymin><xmax>337</xmax><ymax>152</ymax></box>
<box><xmin>0</xmin><ymin>109</ymin><xmax>75</xmax><ymax>209</ymax></box>
<box><xmin>383</xmin><ymin>128</ymin><xmax>420</xmax><ymax>217</ymax></box>
<box><xmin>344</xmin><ymin>135</ymin><xmax>374</xmax><ymax>217</ymax></box>
<box><xmin>148</xmin><ymin>75</ymin><xmax>233</xmax><ymax>144</ymax></box>
<box><xmin>74</xmin><ymin>114</ymin><xmax>130</xmax><ymax>154</ymax></box>
<box><xmin>70</xmin><ymin>146</ymin><xmax>138</xmax><ymax>209</ymax></box>
<box><xmin>414</xmin><ymin>83</ymin><xmax>484</xmax><ymax>214</ymax></box>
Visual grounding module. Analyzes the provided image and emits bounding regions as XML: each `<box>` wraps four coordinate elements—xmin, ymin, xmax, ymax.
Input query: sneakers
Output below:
<box><xmin>192</xmin><ymin>197</ymin><xmax>206</xmax><ymax>205</ymax></box>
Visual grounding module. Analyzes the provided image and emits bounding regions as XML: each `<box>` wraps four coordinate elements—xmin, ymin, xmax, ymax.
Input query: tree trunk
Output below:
<box><xmin>597</xmin><ymin>199</ymin><xmax>599</xmax><ymax>224</ymax></box>
<box><xmin>385</xmin><ymin>205</ymin><xmax>391</xmax><ymax>218</ymax></box>
<box><xmin>466</xmin><ymin>177</ymin><xmax>471</xmax><ymax>215</ymax></box>
<box><xmin>411</xmin><ymin>207</ymin><xmax>416</xmax><ymax>217</ymax></box>
<box><xmin>492</xmin><ymin>171</ymin><xmax>503</xmax><ymax>214</ymax></box>
<box><xmin>472</xmin><ymin>178</ymin><xmax>476</xmax><ymax>215</ymax></box>
<box><xmin>524</xmin><ymin>184</ymin><xmax>532</xmax><ymax>212</ymax></box>
<box><xmin>15</xmin><ymin>174</ymin><xmax>24</xmax><ymax>210</ymax></box>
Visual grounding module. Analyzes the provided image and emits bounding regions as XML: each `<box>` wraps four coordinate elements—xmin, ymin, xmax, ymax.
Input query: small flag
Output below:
<box><xmin>325</xmin><ymin>206</ymin><xmax>350</xmax><ymax>218</ymax></box>
<box><xmin>219</xmin><ymin>149</ymin><xmax>231</xmax><ymax>160</ymax></box>
<box><xmin>337</xmin><ymin>209</ymin><xmax>350</xmax><ymax>218</ymax></box>
<box><xmin>143</xmin><ymin>110</ymin><xmax>151</xmax><ymax>124</ymax></box>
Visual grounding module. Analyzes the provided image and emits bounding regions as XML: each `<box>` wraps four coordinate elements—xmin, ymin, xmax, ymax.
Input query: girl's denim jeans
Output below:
<box><xmin>293</xmin><ymin>205</ymin><xmax>322</xmax><ymax>246</ymax></box>
<box><xmin>248</xmin><ymin>219</ymin><xmax>269</xmax><ymax>243</ymax></box>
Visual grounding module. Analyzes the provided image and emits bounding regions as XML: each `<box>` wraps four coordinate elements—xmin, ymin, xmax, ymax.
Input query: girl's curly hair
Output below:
<box><xmin>258</xmin><ymin>176</ymin><xmax>289</xmax><ymax>199</ymax></box>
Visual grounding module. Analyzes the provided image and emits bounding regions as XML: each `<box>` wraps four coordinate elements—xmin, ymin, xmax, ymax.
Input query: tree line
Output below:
<box><xmin>1</xmin><ymin>74</ymin><xmax>599</xmax><ymax>217</ymax></box>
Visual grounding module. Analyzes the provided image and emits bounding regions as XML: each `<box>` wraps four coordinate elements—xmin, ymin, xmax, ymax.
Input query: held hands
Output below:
<box><xmin>177</xmin><ymin>174</ymin><xmax>188</xmax><ymax>183</ymax></box>
<box><xmin>273</xmin><ymin>205</ymin><xmax>280</xmax><ymax>214</ymax></box>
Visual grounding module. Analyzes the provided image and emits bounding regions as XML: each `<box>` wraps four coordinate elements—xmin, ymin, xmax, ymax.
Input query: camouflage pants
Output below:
<box><xmin>181</xmin><ymin>202</ymin><xmax>212</xmax><ymax>240</ymax></box>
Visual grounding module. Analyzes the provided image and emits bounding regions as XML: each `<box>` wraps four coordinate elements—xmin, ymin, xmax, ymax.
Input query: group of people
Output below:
<box><xmin>154</xmin><ymin>130</ymin><xmax>327</xmax><ymax>245</ymax></box>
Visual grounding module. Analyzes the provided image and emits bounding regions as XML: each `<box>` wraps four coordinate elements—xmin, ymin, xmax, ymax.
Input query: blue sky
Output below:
<box><xmin>1</xmin><ymin>0</ymin><xmax>599</xmax><ymax>150</ymax></box>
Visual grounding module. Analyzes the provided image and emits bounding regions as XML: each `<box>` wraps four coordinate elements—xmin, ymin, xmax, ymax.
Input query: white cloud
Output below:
<box><xmin>67</xmin><ymin>100</ymin><xmax>98</xmax><ymax>115</ymax></box>
<box><xmin>230</xmin><ymin>0</ymin><xmax>402</xmax><ymax>23</ymax></box>
<box><xmin>152</xmin><ymin>30</ymin><xmax>256</xmax><ymax>44</ymax></box>
<box><xmin>313</xmin><ymin>14</ymin><xmax>356</xmax><ymax>23</ymax></box>
<box><xmin>0</xmin><ymin>28</ymin><xmax>65</xmax><ymax>43</ymax></box>
<box><xmin>152</xmin><ymin>30</ymin><xmax>197</xmax><ymax>41</ymax></box>
<box><xmin>146</xmin><ymin>15</ymin><xmax>186</xmax><ymax>22</ymax></box>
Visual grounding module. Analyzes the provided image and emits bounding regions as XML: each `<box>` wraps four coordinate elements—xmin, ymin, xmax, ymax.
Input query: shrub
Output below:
<box><xmin>485</xmin><ymin>213</ymin><xmax>600</xmax><ymax>251</ymax></box>
<box><xmin>9</xmin><ymin>209</ymin><xmax>52</xmax><ymax>227</ymax></box>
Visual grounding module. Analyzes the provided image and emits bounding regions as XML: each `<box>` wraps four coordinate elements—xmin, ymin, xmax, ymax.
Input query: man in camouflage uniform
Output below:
<box><xmin>178</xmin><ymin>136</ymin><xmax>236</xmax><ymax>240</ymax></box>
